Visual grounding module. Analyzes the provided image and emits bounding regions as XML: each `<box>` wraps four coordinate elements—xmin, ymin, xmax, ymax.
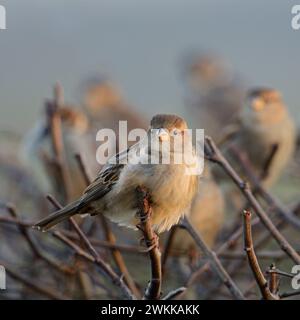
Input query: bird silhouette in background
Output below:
<box><xmin>20</xmin><ymin>106</ymin><xmax>97</xmax><ymax>200</ymax></box>
<box><xmin>182</xmin><ymin>53</ymin><xmax>245</xmax><ymax>143</ymax></box>
<box><xmin>228</xmin><ymin>88</ymin><xmax>297</xmax><ymax>189</ymax></box>
<box><xmin>81</xmin><ymin>76</ymin><xmax>148</xmax><ymax>149</ymax></box>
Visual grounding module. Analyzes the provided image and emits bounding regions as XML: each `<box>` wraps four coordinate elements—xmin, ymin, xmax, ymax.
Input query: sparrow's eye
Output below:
<box><xmin>171</xmin><ymin>129</ymin><xmax>180</xmax><ymax>136</ymax></box>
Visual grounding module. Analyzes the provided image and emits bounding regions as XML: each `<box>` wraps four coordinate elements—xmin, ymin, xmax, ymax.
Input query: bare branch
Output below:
<box><xmin>180</xmin><ymin>217</ymin><xmax>245</xmax><ymax>300</ymax></box>
<box><xmin>46</xmin><ymin>194</ymin><xmax>136</xmax><ymax>300</ymax></box>
<box><xmin>136</xmin><ymin>186</ymin><xmax>162</xmax><ymax>300</ymax></box>
<box><xmin>74</xmin><ymin>153</ymin><xmax>141</xmax><ymax>298</ymax></box>
<box><xmin>162</xmin><ymin>287</ymin><xmax>186</xmax><ymax>300</ymax></box>
<box><xmin>0</xmin><ymin>261</ymin><xmax>68</xmax><ymax>300</ymax></box>
<box><xmin>205</xmin><ymin>136</ymin><xmax>300</xmax><ymax>264</ymax></box>
<box><xmin>243</xmin><ymin>210</ymin><xmax>278</xmax><ymax>300</ymax></box>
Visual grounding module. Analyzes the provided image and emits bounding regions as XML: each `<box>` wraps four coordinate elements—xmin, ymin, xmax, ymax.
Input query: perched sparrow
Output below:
<box><xmin>183</xmin><ymin>53</ymin><xmax>244</xmax><ymax>142</ymax></box>
<box><xmin>231</xmin><ymin>88</ymin><xmax>297</xmax><ymax>188</ymax></box>
<box><xmin>168</xmin><ymin>165</ymin><xmax>224</xmax><ymax>255</ymax></box>
<box><xmin>35</xmin><ymin>114</ymin><xmax>199</xmax><ymax>234</ymax></box>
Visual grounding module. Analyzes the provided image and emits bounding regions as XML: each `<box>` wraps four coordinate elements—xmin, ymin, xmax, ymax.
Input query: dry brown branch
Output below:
<box><xmin>243</xmin><ymin>210</ymin><xmax>279</xmax><ymax>300</ymax></box>
<box><xmin>228</xmin><ymin>145</ymin><xmax>300</xmax><ymax>230</ymax></box>
<box><xmin>161</xmin><ymin>226</ymin><xmax>178</xmax><ymax>274</ymax></box>
<box><xmin>5</xmin><ymin>204</ymin><xmax>74</xmax><ymax>275</ymax></box>
<box><xmin>185</xmin><ymin>215</ymin><xmax>261</xmax><ymax>288</ymax></box>
<box><xmin>46</xmin><ymin>194</ymin><xmax>136</xmax><ymax>300</ymax></box>
<box><xmin>180</xmin><ymin>216</ymin><xmax>246</xmax><ymax>300</ymax></box>
<box><xmin>0</xmin><ymin>261</ymin><xmax>68</xmax><ymax>300</ymax></box>
<box><xmin>266</xmin><ymin>269</ymin><xmax>295</xmax><ymax>279</ymax></box>
<box><xmin>45</xmin><ymin>97</ymin><xmax>70</xmax><ymax>202</ymax></box>
<box><xmin>268</xmin><ymin>264</ymin><xmax>279</xmax><ymax>295</ymax></box>
<box><xmin>136</xmin><ymin>186</ymin><xmax>162</xmax><ymax>300</ymax></box>
<box><xmin>74</xmin><ymin>153</ymin><xmax>141</xmax><ymax>298</ymax></box>
<box><xmin>0</xmin><ymin>215</ymin><xmax>144</xmax><ymax>254</ymax></box>
<box><xmin>280</xmin><ymin>290</ymin><xmax>300</xmax><ymax>299</ymax></box>
<box><xmin>260</xmin><ymin>144</ymin><xmax>279</xmax><ymax>181</ymax></box>
<box><xmin>219</xmin><ymin>251</ymin><xmax>298</xmax><ymax>260</ymax></box>
<box><xmin>205</xmin><ymin>136</ymin><xmax>300</xmax><ymax>264</ymax></box>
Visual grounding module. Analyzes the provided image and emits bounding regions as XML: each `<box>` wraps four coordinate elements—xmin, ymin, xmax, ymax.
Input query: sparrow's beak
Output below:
<box><xmin>157</xmin><ymin>128</ymin><xmax>170</xmax><ymax>142</ymax></box>
<box><xmin>251</xmin><ymin>97</ymin><xmax>265</xmax><ymax>112</ymax></box>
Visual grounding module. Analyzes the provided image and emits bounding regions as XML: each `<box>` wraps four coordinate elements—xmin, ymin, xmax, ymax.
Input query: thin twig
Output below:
<box><xmin>5</xmin><ymin>204</ymin><xmax>73</xmax><ymax>274</ymax></box>
<box><xmin>75</xmin><ymin>153</ymin><xmax>141</xmax><ymax>298</ymax></box>
<box><xmin>268</xmin><ymin>264</ymin><xmax>279</xmax><ymax>295</ymax></box>
<box><xmin>161</xmin><ymin>226</ymin><xmax>178</xmax><ymax>274</ymax></box>
<box><xmin>205</xmin><ymin>136</ymin><xmax>300</xmax><ymax>264</ymax></box>
<box><xmin>162</xmin><ymin>287</ymin><xmax>186</xmax><ymax>300</ymax></box>
<box><xmin>136</xmin><ymin>186</ymin><xmax>162</xmax><ymax>300</ymax></box>
<box><xmin>0</xmin><ymin>215</ymin><xmax>144</xmax><ymax>254</ymax></box>
<box><xmin>180</xmin><ymin>216</ymin><xmax>245</xmax><ymax>300</ymax></box>
<box><xmin>229</xmin><ymin>144</ymin><xmax>300</xmax><ymax>230</ymax></box>
<box><xmin>46</xmin><ymin>194</ymin><xmax>136</xmax><ymax>300</ymax></box>
<box><xmin>243</xmin><ymin>210</ymin><xmax>278</xmax><ymax>300</ymax></box>
<box><xmin>185</xmin><ymin>215</ymin><xmax>260</xmax><ymax>288</ymax></box>
<box><xmin>280</xmin><ymin>290</ymin><xmax>300</xmax><ymax>299</ymax></box>
<box><xmin>0</xmin><ymin>261</ymin><xmax>67</xmax><ymax>300</ymax></box>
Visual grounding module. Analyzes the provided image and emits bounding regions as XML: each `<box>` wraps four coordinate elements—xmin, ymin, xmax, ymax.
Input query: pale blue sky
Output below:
<box><xmin>0</xmin><ymin>0</ymin><xmax>299</xmax><ymax>132</ymax></box>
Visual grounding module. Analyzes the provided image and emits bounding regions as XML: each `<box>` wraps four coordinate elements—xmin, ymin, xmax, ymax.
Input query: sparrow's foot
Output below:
<box><xmin>137</xmin><ymin>228</ymin><xmax>159</xmax><ymax>252</ymax></box>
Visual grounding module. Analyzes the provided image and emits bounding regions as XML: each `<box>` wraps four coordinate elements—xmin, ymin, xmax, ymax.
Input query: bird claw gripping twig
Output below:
<box><xmin>137</xmin><ymin>231</ymin><xmax>159</xmax><ymax>253</ymax></box>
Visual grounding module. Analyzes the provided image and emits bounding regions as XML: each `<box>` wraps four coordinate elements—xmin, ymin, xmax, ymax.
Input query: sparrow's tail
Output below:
<box><xmin>34</xmin><ymin>199</ymin><xmax>83</xmax><ymax>232</ymax></box>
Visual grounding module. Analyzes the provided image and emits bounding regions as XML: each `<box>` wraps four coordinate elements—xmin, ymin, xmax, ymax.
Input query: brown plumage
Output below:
<box><xmin>34</xmin><ymin>114</ymin><xmax>199</xmax><ymax>234</ymax></box>
<box><xmin>232</xmin><ymin>88</ymin><xmax>296</xmax><ymax>188</ymax></box>
<box><xmin>183</xmin><ymin>54</ymin><xmax>245</xmax><ymax>142</ymax></box>
<box><xmin>168</xmin><ymin>165</ymin><xmax>224</xmax><ymax>255</ymax></box>
<box><xmin>82</xmin><ymin>78</ymin><xmax>147</xmax><ymax>147</ymax></box>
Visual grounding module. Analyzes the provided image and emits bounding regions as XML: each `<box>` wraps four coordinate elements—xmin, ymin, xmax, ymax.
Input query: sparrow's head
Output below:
<box><xmin>83</xmin><ymin>78</ymin><xmax>122</xmax><ymax>114</ymax></box>
<box><xmin>185</xmin><ymin>54</ymin><xmax>230</xmax><ymax>91</ymax></box>
<box><xmin>150</xmin><ymin>114</ymin><xmax>188</xmax><ymax>141</ymax></box>
<box><xmin>242</xmin><ymin>88</ymin><xmax>287</xmax><ymax>125</ymax></box>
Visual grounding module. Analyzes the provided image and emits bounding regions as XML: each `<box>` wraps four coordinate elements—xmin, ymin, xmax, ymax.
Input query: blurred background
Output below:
<box><xmin>0</xmin><ymin>0</ymin><xmax>299</xmax><ymax>133</ymax></box>
<box><xmin>0</xmin><ymin>0</ymin><xmax>300</xmax><ymax>300</ymax></box>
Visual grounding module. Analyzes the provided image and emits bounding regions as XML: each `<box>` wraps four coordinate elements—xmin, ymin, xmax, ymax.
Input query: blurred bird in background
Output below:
<box><xmin>226</xmin><ymin>88</ymin><xmax>297</xmax><ymax>189</ymax></box>
<box><xmin>35</xmin><ymin>114</ymin><xmax>199</xmax><ymax>234</ymax></box>
<box><xmin>182</xmin><ymin>53</ymin><xmax>245</xmax><ymax>142</ymax></box>
<box><xmin>81</xmin><ymin>76</ymin><xmax>148</xmax><ymax>150</ymax></box>
<box><xmin>20</xmin><ymin>105</ymin><xmax>97</xmax><ymax>200</ymax></box>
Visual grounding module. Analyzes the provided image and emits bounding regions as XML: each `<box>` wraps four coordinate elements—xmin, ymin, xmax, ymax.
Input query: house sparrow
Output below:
<box><xmin>34</xmin><ymin>114</ymin><xmax>199</xmax><ymax>234</ymax></box>
<box><xmin>167</xmin><ymin>165</ymin><xmax>224</xmax><ymax>255</ymax></box>
<box><xmin>183</xmin><ymin>54</ymin><xmax>244</xmax><ymax>142</ymax></box>
<box><xmin>232</xmin><ymin>88</ymin><xmax>297</xmax><ymax>188</ymax></box>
